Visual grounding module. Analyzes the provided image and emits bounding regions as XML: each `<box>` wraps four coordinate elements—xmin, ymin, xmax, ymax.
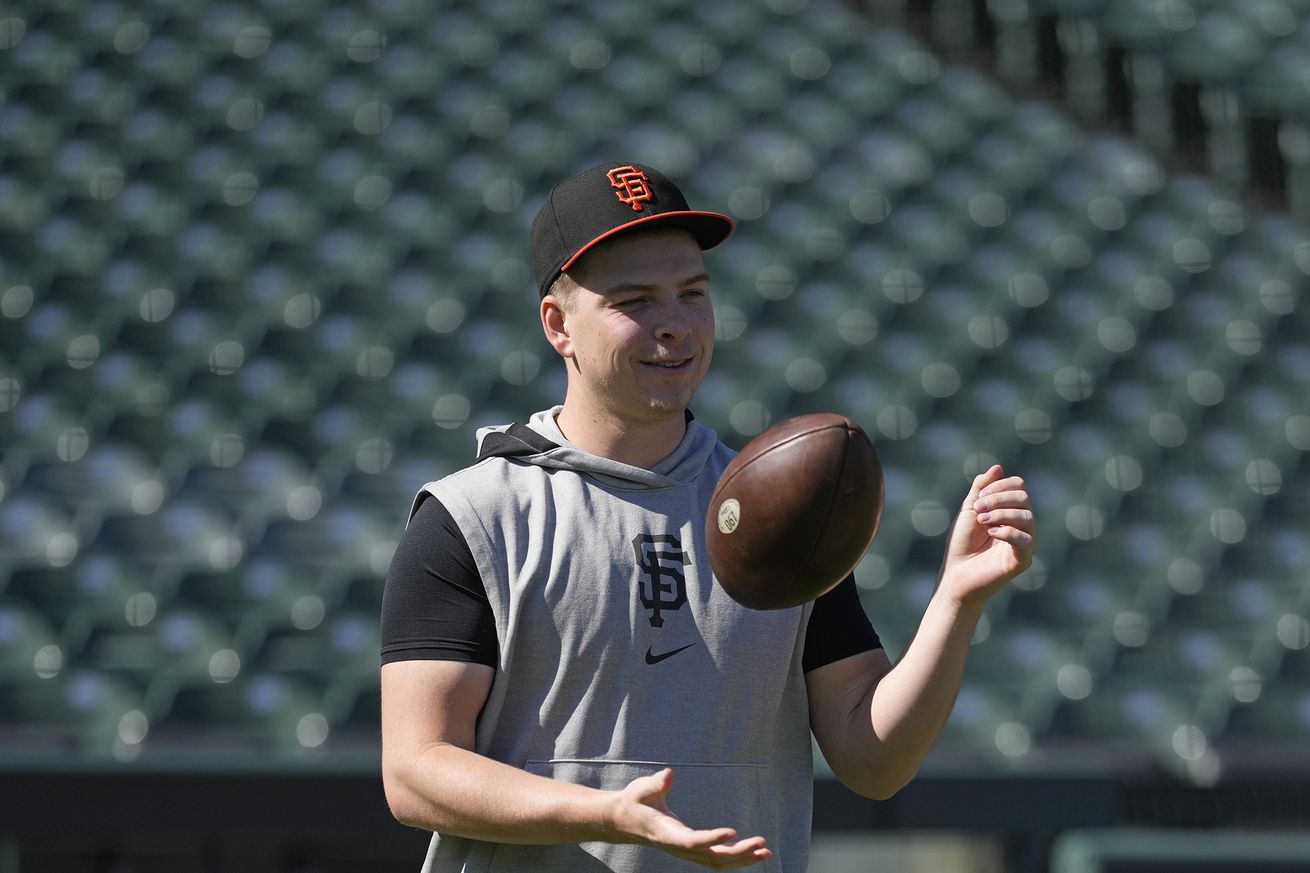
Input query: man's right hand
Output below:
<box><xmin>609</xmin><ymin>768</ymin><xmax>772</xmax><ymax>869</ymax></box>
<box><xmin>384</xmin><ymin>661</ymin><xmax>771</xmax><ymax>867</ymax></box>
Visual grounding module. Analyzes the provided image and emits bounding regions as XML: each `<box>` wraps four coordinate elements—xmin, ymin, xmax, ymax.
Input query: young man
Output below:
<box><xmin>381</xmin><ymin>162</ymin><xmax>1035</xmax><ymax>871</ymax></box>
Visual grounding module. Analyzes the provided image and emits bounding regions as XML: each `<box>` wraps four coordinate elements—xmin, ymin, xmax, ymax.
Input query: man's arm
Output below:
<box><xmin>806</xmin><ymin>465</ymin><xmax>1035</xmax><ymax>799</ymax></box>
<box><xmin>380</xmin><ymin>659</ymin><xmax>772</xmax><ymax>868</ymax></box>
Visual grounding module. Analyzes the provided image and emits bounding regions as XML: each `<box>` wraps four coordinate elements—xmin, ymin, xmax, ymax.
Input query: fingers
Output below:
<box><xmin>678</xmin><ymin>835</ymin><xmax>771</xmax><ymax>869</ymax></box>
<box><xmin>976</xmin><ymin>475</ymin><xmax>1025</xmax><ymax>502</ymax></box>
<box><xmin>703</xmin><ymin>838</ymin><xmax>772</xmax><ymax>868</ymax></box>
<box><xmin>631</xmin><ymin>767</ymin><xmax>675</xmax><ymax>803</ymax></box>
<box><xmin>659</xmin><ymin>823</ymin><xmax>771</xmax><ymax>869</ymax></box>
<box><xmin>633</xmin><ymin>768</ymin><xmax>772</xmax><ymax>869</ymax></box>
<box><xmin>971</xmin><ymin>474</ymin><xmax>1035</xmax><ymax>553</ymax></box>
<box><xmin>973</xmin><ymin>507</ymin><xmax>1033</xmax><ymax>529</ymax></box>
<box><xmin>962</xmin><ymin>465</ymin><xmax>1005</xmax><ymax>507</ymax></box>
<box><xmin>984</xmin><ymin>524</ymin><xmax>1035</xmax><ymax>551</ymax></box>
<box><xmin>648</xmin><ymin>807</ymin><xmax>745</xmax><ymax>853</ymax></box>
<box><xmin>677</xmin><ymin>831</ymin><xmax>764</xmax><ymax>853</ymax></box>
<box><xmin>973</xmin><ymin>475</ymin><xmax>1031</xmax><ymax>525</ymax></box>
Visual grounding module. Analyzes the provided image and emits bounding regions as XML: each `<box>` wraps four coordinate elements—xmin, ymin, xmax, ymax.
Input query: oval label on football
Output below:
<box><xmin>717</xmin><ymin>498</ymin><xmax>741</xmax><ymax>534</ymax></box>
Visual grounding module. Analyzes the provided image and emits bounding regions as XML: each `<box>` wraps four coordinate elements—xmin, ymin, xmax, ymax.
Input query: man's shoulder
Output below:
<box><xmin>404</xmin><ymin>456</ymin><xmax>537</xmax><ymax>530</ymax></box>
<box><xmin>421</xmin><ymin>417</ymin><xmax>561</xmax><ymax>489</ymax></box>
<box><xmin>420</xmin><ymin>450</ymin><xmax>543</xmax><ymax>498</ymax></box>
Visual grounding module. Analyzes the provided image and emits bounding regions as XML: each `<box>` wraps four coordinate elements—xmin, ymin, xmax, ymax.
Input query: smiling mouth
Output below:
<box><xmin>643</xmin><ymin>358</ymin><xmax>693</xmax><ymax>371</ymax></box>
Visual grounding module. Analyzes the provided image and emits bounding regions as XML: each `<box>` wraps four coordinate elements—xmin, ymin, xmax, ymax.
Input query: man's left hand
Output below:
<box><xmin>939</xmin><ymin>464</ymin><xmax>1035</xmax><ymax>609</ymax></box>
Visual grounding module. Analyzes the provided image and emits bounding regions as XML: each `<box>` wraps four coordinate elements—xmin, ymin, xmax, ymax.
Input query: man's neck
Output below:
<box><xmin>553</xmin><ymin>401</ymin><xmax>687</xmax><ymax>470</ymax></box>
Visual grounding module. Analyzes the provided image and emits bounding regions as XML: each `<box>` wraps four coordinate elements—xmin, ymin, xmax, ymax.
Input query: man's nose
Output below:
<box><xmin>654</xmin><ymin>299</ymin><xmax>692</xmax><ymax>342</ymax></box>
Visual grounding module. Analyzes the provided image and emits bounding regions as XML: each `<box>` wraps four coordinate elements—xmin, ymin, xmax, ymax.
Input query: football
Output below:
<box><xmin>706</xmin><ymin>413</ymin><xmax>883</xmax><ymax>610</ymax></box>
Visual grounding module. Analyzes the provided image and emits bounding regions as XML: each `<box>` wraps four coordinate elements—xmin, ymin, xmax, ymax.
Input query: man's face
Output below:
<box><xmin>552</xmin><ymin>230</ymin><xmax>715</xmax><ymax>426</ymax></box>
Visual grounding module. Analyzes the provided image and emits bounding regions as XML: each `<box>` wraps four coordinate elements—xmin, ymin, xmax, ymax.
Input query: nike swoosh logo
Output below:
<box><xmin>645</xmin><ymin>643</ymin><xmax>695</xmax><ymax>665</ymax></box>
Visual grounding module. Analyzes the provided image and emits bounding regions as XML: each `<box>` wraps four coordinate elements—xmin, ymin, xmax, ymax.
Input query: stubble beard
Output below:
<box><xmin>569</xmin><ymin>349</ymin><xmax>708</xmax><ymax>426</ymax></box>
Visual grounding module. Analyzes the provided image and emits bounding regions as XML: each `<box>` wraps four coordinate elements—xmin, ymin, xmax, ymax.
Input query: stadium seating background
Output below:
<box><xmin>1</xmin><ymin>0</ymin><xmax>1308</xmax><ymax>869</ymax></box>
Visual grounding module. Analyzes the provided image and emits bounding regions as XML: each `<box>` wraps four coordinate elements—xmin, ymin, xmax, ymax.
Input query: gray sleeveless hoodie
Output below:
<box><xmin>411</xmin><ymin>408</ymin><xmax>815</xmax><ymax>873</ymax></box>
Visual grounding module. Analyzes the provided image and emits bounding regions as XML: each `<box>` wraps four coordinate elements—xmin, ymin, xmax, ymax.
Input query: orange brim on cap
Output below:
<box><xmin>558</xmin><ymin>210</ymin><xmax>735</xmax><ymax>273</ymax></box>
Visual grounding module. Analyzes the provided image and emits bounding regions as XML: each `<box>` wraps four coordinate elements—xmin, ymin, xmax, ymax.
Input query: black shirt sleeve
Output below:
<box><xmin>381</xmin><ymin>495</ymin><xmax>880</xmax><ymax>672</ymax></box>
<box><xmin>802</xmin><ymin>574</ymin><xmax>882</xmax><ymax>673</ymax></box>
<box><xmin>380</xmin><ymin>494</ymin><xmax>498</xmax><ymax>666</ymax></box>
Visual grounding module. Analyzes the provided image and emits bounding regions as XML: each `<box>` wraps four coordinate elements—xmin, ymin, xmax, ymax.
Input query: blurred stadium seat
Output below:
<box><xmin>0</xmin><ymin>668</ymin><xmax>142</xmax><ymax>755</ymax></box>
<box><xmin>0</xmin><ymin>0</ymin><xmax>1306</xmax><ymax>796</ymax></box>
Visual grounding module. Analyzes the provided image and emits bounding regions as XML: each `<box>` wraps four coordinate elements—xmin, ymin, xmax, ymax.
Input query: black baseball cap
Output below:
<box><xmin>529</xmin><ymin>162</ymin><xmax>734</xmax><ymax>297</ymax></box>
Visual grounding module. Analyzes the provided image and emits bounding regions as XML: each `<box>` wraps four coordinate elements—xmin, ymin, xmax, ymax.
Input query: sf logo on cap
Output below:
<box><xmin>607</xmin><ymin>166</ymin><xmax>654</xmax><ymax>212</ymax></box>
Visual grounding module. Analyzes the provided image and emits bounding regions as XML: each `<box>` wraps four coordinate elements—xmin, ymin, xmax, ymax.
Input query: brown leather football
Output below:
<box><xmin>706</xmin><ymin>413</ymin><xmax>883</xmax><ymax>610</ymax></box>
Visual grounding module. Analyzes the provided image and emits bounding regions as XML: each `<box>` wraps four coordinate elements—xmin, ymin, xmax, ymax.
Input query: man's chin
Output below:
<box><xmin>645</xmin><ymin>395</ymin><xmax>693</xmax><ymax>419</ymax></box>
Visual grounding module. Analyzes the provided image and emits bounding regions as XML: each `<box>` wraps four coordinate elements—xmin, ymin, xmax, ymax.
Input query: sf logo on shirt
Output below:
<box><xmin>632</xmin><ymin>534</ymin><xmax>688</xmax><ymax>628</ymax></box>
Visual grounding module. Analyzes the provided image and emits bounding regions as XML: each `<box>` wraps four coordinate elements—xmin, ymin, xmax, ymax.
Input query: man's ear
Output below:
<box><xmin>541</xmin><ymin>294</ymin><xmax>574</xmax><ymax>359</ymax></box>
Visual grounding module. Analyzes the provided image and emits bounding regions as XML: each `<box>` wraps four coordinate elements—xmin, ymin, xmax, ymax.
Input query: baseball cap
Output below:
<box><xmin>529</xmin><ymin>162</ymin><xmax>734</xmax><ymax>297</ymax></box>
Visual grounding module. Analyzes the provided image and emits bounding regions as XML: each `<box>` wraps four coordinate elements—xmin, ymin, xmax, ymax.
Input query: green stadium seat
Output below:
<box><xmin>91</xmin><ymin>498</ymin><xmax>236</xmax><ymax>571</ymax></box>
<box><xmin>1101</xmin><ymin>0</ymin><xmax>1199</xmax><ymax>51</ymax></box>
<box><xmin>72</xmin><ymin>604</ymin><xmax>234</xmax><ymax>698</ymax></box>
<box><xmin>824</xmin><ymin>56</ymin><xmax>904</xmax><ymax>122</ymax></box>
<box><xmin>936</xmin><ymin>682</ymin><xmax>1037</xmax><ymax>758</ymax></box>
<box><xmin>119</xmin><ymin>103</ymin><xmax>195</xmax><ymax>166</ymax></box>
<box><xmin>0</xmin><ymin>387</ymin><xmax>86</xmax><ymax>465</ymax></box>
<box><xmin>132</xmin><ymin>27</ymin><xmax>206</xmax><ymax>89</ymax></box>
<box><xmin>897</xmin><ymin>91</ymin><xmax>978</xmax><ymax>161</ymax></box>
<box><xmin>680</xmin><ymin>0</ymin><xmax>755</xmax><ymax>42</ymax></box>
<box><xmin>860</xmin><ymin>570</ymin><xmax>936</xmax><ymax>651</ymax></box>
<box><xmin>320</xmin><ymin>673</ymin><xmax>381</xmax><ymax>752</ymax></box>
<box><xmin>345</xmin><ymin>270</ymin><xmax>459</xmax><ymax>343</ymax></box>
<box><xmin>1242</xmin><ymin>39</ymin><xmax>1310</xmax><ymax>121</ymax></box>
<box><xmin>850</xmin><ymin>125</ymin><xmax>936</xmax><ymax>194</ymax></box>
<box><xmin>1166</xmin><ymin>579</ymin><xmax>1296</xmax><ymax>666</ymax></box>
<box><xmin>374</xmin><ymin>41</ymin><xmax>448</xmax><ymax>101</ymax></box>
<box><xmin>0</xmin><ymin>669</ymin><xmax>142</xmax><ymax>754</ymax></box>
<box><xmin>250</xmin><ymin>502</ymin><xmax>392</xmax><ymax>575</ymax></box>
<box><xmin>167</xmin><ymin>558</ymin><xmax>322</xmax><ymax>650</ymax></box>
<box><xmin>1256</xmin><ymin>476</ymin><xmax>1310</xmax><ymax>527</ymax></box>
<box><xmin>18</xmin><ymin>442</ymin><xmax>158</xmax><ymax>518</ymax></box>
<box><xmin>965</xmin><ymin>625</ymin><xmax>1080</xmax><ymax>715</ymax></box>
<box><xmin>151</xmin><ymin>396</ymin><xmax>250</xmax><ymax>469</ymax></box>
<box><xmin>1047</xmin><ymin>673</ymin><xmax>1207</xmax><ymax>757</ymax></box>
<box><xmin>1219</xmin><ymin>676</ymin><xmax>1310</xmax><ymax>746</ymax></box>
<box><xmin>607</xmin><ymin>48</ymin><xmax>687</xmax><ymax>109</ymax></box>
<box><xmin>3</xmin><ymin>552</ymin><xmax>147</xmax><ymax>632</ymax></box>
<box><xmin>882</xmin><ymin>200</ymin><xmax>969</xmax><ymax>270</ymax></box>
<box><xmin>1110</xmin><ymin>628</ymin><xmax>1255</xmax><ymax>709</ymax></box>
<box><xmin>0</xmin><ymin>100</ymin><xmax>63</xmax><ymax>163</ymax></box>
<box><xmin>1013</xmin><ymin>420</ymin><xmax>1119</xmax><ymax>496</ymax></box>
<box><xmin>227</xmin><ymin>353</ymin><xmax>325</xmax><ymax>422</ymax></box>
<box><xmin>336</xmin><ymin>451</ymin><xmax>449</xmax><ymax>515</ymax></box>
<box><xmin>0</xmin><ymin>493</ymin><xmax>76</xmax><ymax>568</ymax></box>
<box><xmin>334</xmin><ymin>571</ymin><xmax>387</xmax><ymax>615</ymax></box>
<box><xmin>148</xmin><ymin>671</ymin><xmax>325</xmax><ymax>755</ymax></box>
<box><xmin>1167</xmin><ymin>9</ymin><xmax>1264</xmax><ymax>85</ymax></box>
<box><xmin>249</xmin><ymin>608</ymin><xmax>380</xmax><ymax>689</ymax></box>
<box><xmin>114</xmin><ymin>307</ymin><xmax>242</xmax><ymax>384</ymax></box>
<box><xmin>178</xmin><ymin>445</ymin><xmax>313</xmax><ymax>522</ymax></box>
<box><xmin>1006</xmin><ymin>568</ymin><xmax>1139</xmax><ymax>640</ymax></box>
<box><xmin>0</xmin><ymin>603</ymin><xmax>59</xmax><ymax>681</ymax></box>
<box><xmin>783</xmin><ymin>92</ymin><xmax>859</xmax><ymax>154</ymax></box>
<box><xmin>32</xmin><ymin>350</ymin><xmax>157</xmax><ymax>424</ymax></box>
<box><xmin>10</xmin><ymin>302</ymin><xmax>86</xmax><ymax>373</ymax></box>
<box><xmin>3</xmin><ymin>0</ymin><xmax>1310</xmax><ymax>773</ymax></box>
<box><xmin>1214</xmin><ymin>377</ymin><xmax>1300</xmax><ymax>441</ymax></box>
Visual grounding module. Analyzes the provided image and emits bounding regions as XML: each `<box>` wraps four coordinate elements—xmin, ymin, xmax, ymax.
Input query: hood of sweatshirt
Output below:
<box><xmin>473</xmin><ymin>406</ymin><xmax>722</xmax><ymax>491</ymax></box>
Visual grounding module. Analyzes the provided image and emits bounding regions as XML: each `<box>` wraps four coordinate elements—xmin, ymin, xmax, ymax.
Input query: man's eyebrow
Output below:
<box><xmin>603</xmin><ymin>273</ymin><xmax>711</xmax><ymax>295</ymax></box>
